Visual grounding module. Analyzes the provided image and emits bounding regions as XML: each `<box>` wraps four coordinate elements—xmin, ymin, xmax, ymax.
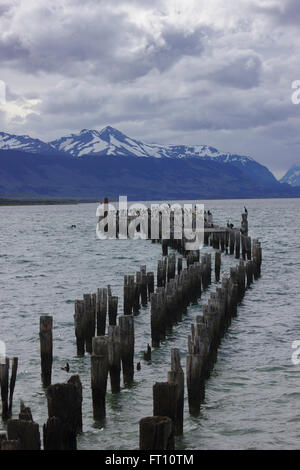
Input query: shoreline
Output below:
<box><xmin>0</xmin><ymin>195</ymin><xmax>300</xmax><ymax>207</ymax></box>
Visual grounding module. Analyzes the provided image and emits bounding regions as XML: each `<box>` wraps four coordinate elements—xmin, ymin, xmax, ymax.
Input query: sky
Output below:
<box><xmin>0</xmin><ymin>0</ymin><xmax>299</xmax><ymax>178</ymax></box>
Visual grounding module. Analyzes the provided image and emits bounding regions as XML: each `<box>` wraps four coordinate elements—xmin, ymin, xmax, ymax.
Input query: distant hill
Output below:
<box><xmin>280</xmin><ymin>166</ymin><xmax>300</xmax><ymax>187</ymax></box>
<box><xmin>0</xmin><ymin>148</ymin><xmax>299</xmax><ymax>200</ymax></box>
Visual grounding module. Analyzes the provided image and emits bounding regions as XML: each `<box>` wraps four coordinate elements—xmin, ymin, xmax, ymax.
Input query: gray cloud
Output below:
<box><xmin>1</xmin><ymin>0</ymin><xmax>300</xmax><ymax>176</ymax></box>
<box><xmin>212</xmin><ymin>55</ymin><xmax>262</xmax><ymax>89</ymax></box>
<box><xmin>254</xmin><ymin>0</ymin><xmax>300</xmax><ymax>26</ymax></box>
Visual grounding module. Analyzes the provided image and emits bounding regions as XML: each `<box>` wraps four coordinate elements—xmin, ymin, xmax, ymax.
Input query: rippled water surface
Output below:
<box><xmin>1</xmin><ymin>198</ymin><xmax>300</xmax><ymax>450</ymax></box>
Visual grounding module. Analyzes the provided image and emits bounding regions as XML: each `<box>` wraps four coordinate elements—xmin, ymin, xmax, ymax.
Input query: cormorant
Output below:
<box><xmin>61</xmin><ymin>362</ymin><xmax>70</xmax><ymax>372</ymax></box>
<box><xmin>244</xmin><ymin>206</ymin><xmax>248</xmax><ymax>214</ymax></box>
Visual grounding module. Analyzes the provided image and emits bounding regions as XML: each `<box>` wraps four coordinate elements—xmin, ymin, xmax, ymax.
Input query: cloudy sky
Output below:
<box><xmin>0</xmin><ymin>0</ymin><xmax>299</xmax><ymax>178</ymax></box>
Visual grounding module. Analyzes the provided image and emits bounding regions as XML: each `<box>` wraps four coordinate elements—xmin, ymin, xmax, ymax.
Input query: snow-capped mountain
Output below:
<box><xmin>49</xmin><ymin>126</ymin><xmax>254</xmax><ymax>164</ymax></box>
<box><xmin>49</xmin><ymin>126</ymin><xmax>277</xmax><ymax>186</ymax></box>
<box><xmin>0</xmin><ymin>125</ymin><xmax>278</xmax><ymax>186</ymax></box>
<box><xmin>0</xmin><ymin>131</ymin><xmax>57</xmax><ymax>155</ymax></box>
<box><xmin>280</xmin><ymin>166</ymin><xmax>300</xmax><ymax>186</ymax></box>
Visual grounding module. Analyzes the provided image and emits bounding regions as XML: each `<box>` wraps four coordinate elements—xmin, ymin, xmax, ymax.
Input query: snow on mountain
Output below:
<box><xmin>0</xmin><ymin>131</ymin><xmax>56</xmax><ymax>155</ymax></box>
<box><xmin>49</xmin><ymin>125</ymin><xmax>255</xmax><ymax>165</ymax></box>
<box><xmin>280</xmin><ymin>166</ymin><xmax>300</xmax><ymax>186</ymax></box>
<box><xmin>0</xmin><ymin>126</ymin><xmax>272</xmax><ymax>184</ymax></box>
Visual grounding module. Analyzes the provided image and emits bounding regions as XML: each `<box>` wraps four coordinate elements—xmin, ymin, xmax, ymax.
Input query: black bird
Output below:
<box><xmin>61</xmin><ymin>362</ymin><xmax>70</xmax><ymax>372</ymax></box>
<box><xmin>137</xmin><ymin>362</ymin><xmax>141</xmax><ymax>371</ymax></box>
<box><xmin>244</xmin><ymin>206</ymin><xmax>248</xmax><ymax>214</ymax></box>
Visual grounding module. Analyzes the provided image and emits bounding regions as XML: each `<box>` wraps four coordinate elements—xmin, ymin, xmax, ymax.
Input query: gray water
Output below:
<box><xmin>0</xmin><ymin>198</ymin><xmax>300</xmax><ymax>450</ymax></box>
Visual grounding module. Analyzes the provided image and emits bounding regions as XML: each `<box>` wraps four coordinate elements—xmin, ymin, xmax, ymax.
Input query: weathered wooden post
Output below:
<box><xmin>139</xmin><ymin>416</ymin><xmax>174</xmax><ymax>450</ymax></box>
<box><xmin>40</xmin><ymin>316</ymin><xmax>53</xmax><ymax>387</ymax></box>
<box><xmin>96</xmin><ymin>288</ymin><xmax>107</xmax><ymax>336</ymax></box>
<box><xmin>229</xmin><ymin>228</ymin><xmax>235</xmax><ymax>255</ymax></box>
<box><xmin>0</xmin><ymin>357</ymin><xmax>9</xmax><ymax>420</ymax></box>
<box><xmin>83</xmin><ymin>293</ymin><xmax>95</xmax><ymax>353</ymax></box>
<box><xmin>215</xmin><ymin>251</ymin><xmax>221</xmax><ymax>282</ymax></box>
<box><xmin>91</xmin><ymin>337</ymin><xmax>109</xmax><ymax>420</ymax></box>
<box><xmin>140</xmin><ymin>266</ymin><xmax>148</xmax><ymax>306</ymax></box>
<box><xmin>7</xmin><ymin>419</ymin><xmax>40</xmax><ymax>450</ymax></box>
<box><xmin>108</xmin><ymin>295</ymin><xmax>118</xmax><ymax>326</ymax></box>
<box><xmin>0</xmin><ymin>433</ymin><xmax>7</xmax><ymax>449</ymax></box>
<box><xmin>108</xmin><ymin>326</ymin><xmax>121</xmax><ymax>393</ymax></box>
<box><xmin>150</xmin><ymin>292</ymin><xmax>161</xmax><ymax>348</ymax></box>
<box><xmin>46</xmin><ymin>375</ymin><xmax>82</xmax><ymax>449</ymax></box>
<box><xmin>246</xmin><ymin>260</ymin><xmax>253</xmax><ymax>287</ymax></box>
<box><xmin>43</xmin><ymin>417</ymin><xmax>64</xmax><ymax>450</ymax></box>
<box><xmin>133</xmin><ymin>272</ymin><xmax>141</xmax><ymax>313</ymax></box>
<box><xmin>147</xmin><ymin>272</ymin><xmax>155</xmax><ymax>298</ymax></box>
<box><xmin>153</xmin><ymin>382</ymin><xmax>177</xmax><ymax>441</ymax></box>
<box><xmin>19</xmin><ymin>401</ymin><xmax>33</xmax><ymax>421</ymax></box>
<box><xmin>119</xmin><ymin>315</ymin><xmax>135</xmax><ymax>386</ymax></box>
<box><xmin>74</xmin><ymin>299</ymin><xmax>85</xmax><ymax>356</ymax></box>
<box><xmin>8</xmin><ymin>357</ymin><xmax>18</xmax><ymax>418</ymax></box>
<box><xmin>167</xmin><ymin>349</ymin><xmax>184</xmax><ymax>436</ymax></box>
<box><xmin>177</xmin><ymin>257</ymin><xmax>183</xmax><ymax>275</ymax></box>
<box><xmin>235</xmin><ymin>230</ymin><xmax>240</xmax><ymax>259</ymax></box>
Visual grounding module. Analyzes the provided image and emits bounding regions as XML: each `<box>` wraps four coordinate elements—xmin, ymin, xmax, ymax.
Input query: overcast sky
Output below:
<box><xmin>0</xmin><ymin>0</ymin><xmax>299</xmax><ymax>178</ymax></box>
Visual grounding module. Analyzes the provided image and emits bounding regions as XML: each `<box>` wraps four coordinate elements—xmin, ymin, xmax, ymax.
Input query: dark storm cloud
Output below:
<box><xmin>254</xmin><ymin>0</ymin><xmax>300</xmax><ymax>26</ymax></box>
<box><xmin>0</xmin><ymin>34</ymin><xmax>29</xmax><ymax>60</ymax></box>
<box><xmin>2</xmin><ymin>0</ymin><xmax>300</xmax><ymax>176</ymax></box>
<box><xmin>212</xmin><ymin>55</ymin><xmax>262</xmax><ymax>89</ymax></box>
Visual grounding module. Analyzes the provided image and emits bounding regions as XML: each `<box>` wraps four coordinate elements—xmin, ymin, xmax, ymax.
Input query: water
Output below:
<box><xmin>0</xmin><ymin>198</ymin><xmax>300</xmax><ymax>450</ymax></box>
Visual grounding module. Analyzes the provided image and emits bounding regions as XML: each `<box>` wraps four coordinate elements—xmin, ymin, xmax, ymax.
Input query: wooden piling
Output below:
<box><xmin>74</xmin><ymin>299</ymin><xmax>85</xmax><ymax>356</ymax></box>
<box><xmin>83</xmin><ymin>294</ymin><xmax>95</xmax><ymax>353</ymax></box>
<box><xmin>91</xmin><ymin>337</ymin><xmax>109</xmax><ymax>420</ymax></box>
<box><xmin>147</xmin><ymin>272</ymin><xmax>155</xmax><ymax>298</ymax></box>
<box><xmin>140</xmin><ymin>266</ymin><xmax>148</xmax><ymax>306</ymax></box>
<box><xmin>235</xmin><ymin>230</ymin><xmax>240</xmax><ymax>259</ymax></box>
<box><xmin>96</xmin><ymin>288</ymin><xmax>107</xmax><ymax>336</ymax></box>
<box><xmin>153</xmin><ymin>382</ymin><xmax>177</xmax><ymax>438</ymax></box>
<box><xmin>8</xmin><ymin>357</ymin><xmax>18</xmax><ymax>418</ymax></box>
<box><xmin>0</xmin><ymin>357</ymin><xmax>9</xmax><ymax>420</ymax></box>
<box><xmin>139</xmin><ymin>416</ymin><xmax>174</xmax><ymax>450</ymax></box>
<box><xmin>46</xmin><ymin>375</ymin><xmax>83</xmax><ymax>449</ymax></box>
<box><xmin>39</xmin><ymin>316</ymin><xmax>53</xmax><ymax>387</ymax></box>
<box><xmin>215</xmin><ymin>251</ymin><xmax>221</xmax><ymax>282</ymax></box>
<box><xmin>108</xmin><ymin>295</ymin><xmax>118</xmax><ymax>326</ymax></box>
<box><xmin>167</xmin><ymin>349</ymin><xmax>184</xmax><ymax>436</ymax></box>
<box><xmin>19</xmin><ymin>401</ymin><xmax>33</xmax><ymax>421</ymax></box>
<box><xmin>7</xmin><ymin>419</ymin><xmax>41</xmax><ymax>450</ymax></box>
<box><xmin>43</xmin><ymin>416</ymin><xmax>64</xmax><ymax>450</ymax></box>
<box><xmin>108</xmin><ymin>326</ymin><xmax>121</xmax><ymax>393</ymax></box>
<box><xmin>119</xmin><ymin>315</ymin><xmax>135</xmax><ymax>386</ymax></box>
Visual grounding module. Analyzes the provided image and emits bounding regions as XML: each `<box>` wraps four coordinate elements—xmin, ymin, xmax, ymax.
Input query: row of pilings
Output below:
<box><xmin>0</xmin><ymin>208</ymin><xmax>263</xmax><ymax>450</ymax></box>
<box><xmin>139</xmin><ymin>238</ymin><xmax>262</xmax><ymax>450</ymax></box>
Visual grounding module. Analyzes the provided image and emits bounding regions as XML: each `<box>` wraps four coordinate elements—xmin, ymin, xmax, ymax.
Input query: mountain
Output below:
<box><xmin>0</xmin><ymin>149</ymin><xmax>299</xmax><ymax>200</ymax></box>
<box><xmin>280</xmin><ymin>166</ymin><xmax>300</xmax><ymax>186</ymax></box>
<box><xmin>50</xmin><ymin>126</ymin><xmax>278</xmax><ymax>187</ymax></box>
<box><xmin>0</xmin><ymin>125</ymin><xmax>296</xmax><ymax>200</ymax></box>
<box><xmin>0</xmin><ymin>131</ymin><xmax>57</xmax><ymax>155</ymax></box>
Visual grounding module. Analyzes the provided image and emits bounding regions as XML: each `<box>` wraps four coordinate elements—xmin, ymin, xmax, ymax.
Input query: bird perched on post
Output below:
<box><xmin>244</xmin><ymin>206</ymin><xmax>248</xmax><ymax>214</ymax></box>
